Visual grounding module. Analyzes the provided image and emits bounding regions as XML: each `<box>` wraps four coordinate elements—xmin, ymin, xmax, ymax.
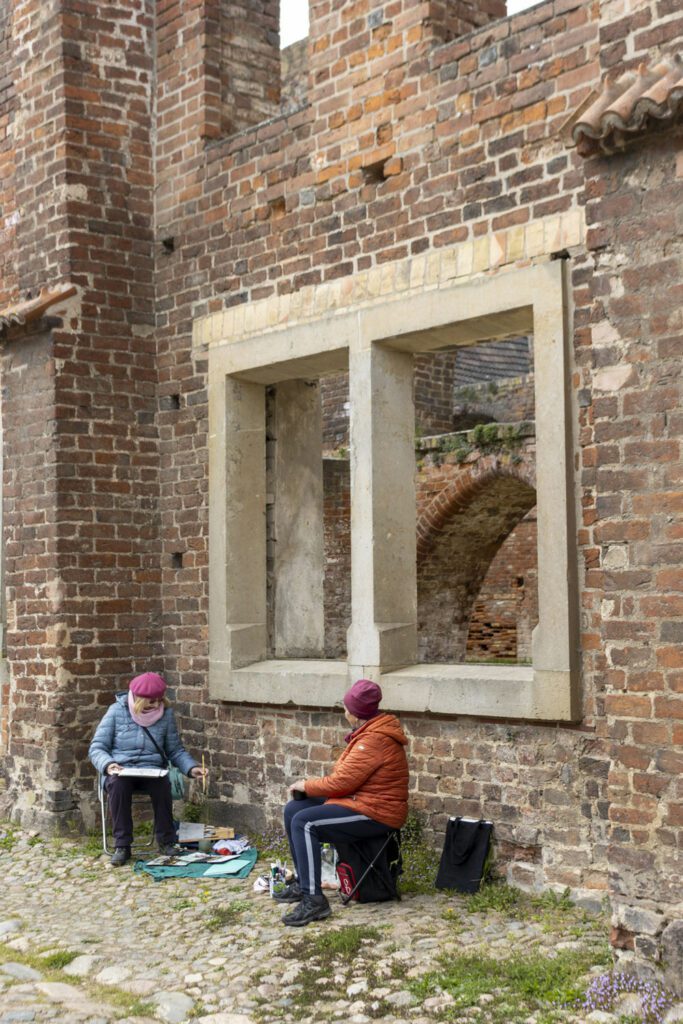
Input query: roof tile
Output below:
<box><xmin>0</xmin><ymin>284</ymin><xmax>77</xmax><ymax>337</ymax></box>
<box><xmin>568</xmin><ymin>54</ymin><xmax>683</xmax><ymax>157</ymax></box>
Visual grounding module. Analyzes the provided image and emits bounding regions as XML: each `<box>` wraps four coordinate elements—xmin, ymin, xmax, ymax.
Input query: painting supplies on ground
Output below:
<box><xmin>177</xmin><ymin>821</ymin><xmax>235</xmax><ymax>844</ymax></box>
<box><xmin>212</xmin><ymin>836</ymin><xmax>251</xmax><ymax>856</ymax></box>
<box><xmin>321</xmin><ymin>843</ymin><xmax>339</xmax><ymax>890</ymax></box>
<box><xmin>269</xmin><ymin>861</ymin><xmax>288</xmax><ymax>897</ymax></box>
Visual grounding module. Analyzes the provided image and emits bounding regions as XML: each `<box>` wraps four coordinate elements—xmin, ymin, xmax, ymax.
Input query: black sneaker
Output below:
<box><xmin>158</xmin><ymin>843</ymin><xmax>181</xmax><ymax>856</ymax></box>
<box><xmin>282</xmin><ymin>893</ymin><xmax>331</xmax><ymax>927</ymax></box>
<box><xmin>272</xmin><ymin>881</ymin><xmax>302</xmax><ymax>904</ymax></box>
<box><xmin>110</xmin><ymin>846</ymin><xmax>131</xmax><ymax>867</ymax></box>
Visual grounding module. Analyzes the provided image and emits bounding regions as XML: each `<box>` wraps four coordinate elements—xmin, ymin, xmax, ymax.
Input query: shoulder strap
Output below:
<box><xmin>142</xmin><ymin>726</ymin><xmax>169</xmax><ymax>767</ymax></box>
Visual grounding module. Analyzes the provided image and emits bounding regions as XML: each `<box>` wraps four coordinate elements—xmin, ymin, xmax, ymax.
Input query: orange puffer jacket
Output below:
<box><xmin>304</xmin><ymin>713</ymin><xmax>409</xmax><ymax>829</ymax></box>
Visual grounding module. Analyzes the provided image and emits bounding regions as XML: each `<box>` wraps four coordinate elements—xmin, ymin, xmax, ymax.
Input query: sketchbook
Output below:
<box><xmin>116</xmin><ymin>767</ymin><xmax>168</xmax><ymax>778</ymax></box>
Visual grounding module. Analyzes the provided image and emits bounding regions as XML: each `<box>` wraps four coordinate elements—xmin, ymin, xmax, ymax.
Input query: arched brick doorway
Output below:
<box><xmin>416</xmin><ymin>454</ymin><xmax>537</xmax><ymax>663</ymax></box>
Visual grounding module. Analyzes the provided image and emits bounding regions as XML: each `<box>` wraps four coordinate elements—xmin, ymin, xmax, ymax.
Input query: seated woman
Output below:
<box><xmin>278</xmin><ymin>678</ymin><xmax>409</xmax><ymax>927</ymax></box>
<box><xmin>89</xmin><ymin>672</ymin><xmax>206</xmax><ymax>866</ymax></box>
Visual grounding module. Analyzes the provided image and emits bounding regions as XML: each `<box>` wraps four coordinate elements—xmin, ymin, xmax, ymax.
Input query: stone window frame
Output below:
<box><xmin>203</xmin><ymin>258</ymin><xmax>580</xmax><ymax>721</ymax></box>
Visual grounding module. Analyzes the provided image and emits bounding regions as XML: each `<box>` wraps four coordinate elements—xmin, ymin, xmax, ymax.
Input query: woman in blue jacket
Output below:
<box><xmin>89</xmin><ymin>672</ymin><xmax>206</xmax><ymax>866</ymax></box>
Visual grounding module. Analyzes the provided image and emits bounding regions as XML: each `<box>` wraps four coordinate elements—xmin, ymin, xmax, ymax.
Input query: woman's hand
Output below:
<box><xmin>189</xmin><ymin>766</ymin><xmax>207</xmax><ymax>779</ymax></box>
<box><xmin>106</xmin><ymin>763</ymin><xmax>123</xmax><ymax>775</ymax></box>
<box><xmin>289</xmin><ymin>779</ymin><xmax>306</xmax><ymax>795</ymax></box>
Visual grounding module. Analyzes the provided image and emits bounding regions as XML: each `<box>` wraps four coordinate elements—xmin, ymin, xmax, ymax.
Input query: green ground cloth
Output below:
<box><xmin>134</xmin><ymin>848</ymin><xmax>258</xmax><ymax>882</ymax></box>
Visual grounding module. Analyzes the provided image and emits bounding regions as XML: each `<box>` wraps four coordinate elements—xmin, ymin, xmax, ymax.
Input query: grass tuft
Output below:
<box><xmin>206</xmin><ymin>899</ymin><xmax>252</xmax><ymax>930</ymax></box>
<box><xmin>39</xmin><ymin>950</ymin><xmax>80</xmax><ymax>969</ymax></box>
<box><xmin>409</xmin><ymin>942</ymin><xmax>612</xmax><ymax>1023</ymax></box>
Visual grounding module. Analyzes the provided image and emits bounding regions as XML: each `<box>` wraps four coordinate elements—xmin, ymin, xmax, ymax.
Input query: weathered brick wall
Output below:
<box><xmin>0</xmin><ymin>0</ymin><xmax>161</xmax><ymax>828</ymax></box>
<box><xmin>467</xmin><ymin>510</ymin><xmax>538</xmax><ymax>662</ymax></box>
<box><xmin>579</xmin><ymin>129</ymin><xmax>683</xmax><ymax>967</ymax></box>
<box><xmin>281</xmin><ymin>38</ymin><xmax>308</xmax><ymax>114</ymax></box>
<box><xmin>154</xmin><ymin>0</ymin><xmax>603</xmax><ymax>890</ymax></box>
<box><xmin>453</xmin><ymin>375</ymin><xmax>535</xmax><ymax>430</ymax></box>
<box><xmin>0</xmin><ymin>329</ymin><xmax>58</xmax><ymax>803</ymax></box>
<box><xmin>0</xmin><ymin>2</ymin><xmax>17</xmax><ymax>306</ymax></box>
<box><xmin>2</xmin><ymin>0</ymin><xmax>682</xmax><ymax>984</ymax></box>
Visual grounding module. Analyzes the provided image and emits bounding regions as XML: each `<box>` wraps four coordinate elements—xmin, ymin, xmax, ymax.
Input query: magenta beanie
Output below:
<box><xmin>344</xmin><ymin>679</ymin><xmax>382</xmax><ymax>720</ymax></box>
<box><xmin>129</xmin><ymin>672</ymin><xmax>167</xmax><ymax>699</ymax></box>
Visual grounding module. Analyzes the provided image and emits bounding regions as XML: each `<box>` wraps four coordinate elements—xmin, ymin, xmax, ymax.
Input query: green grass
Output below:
<box><xmin>409</xmin><ymin>942</ymin><xmax>612</xmax><ymax>1023</ymax></box>
<box><xmin>400</xmin><ymin>812</ymin><xmax>442</xmax><ymax>894</ymax></box>
<box><xmin>206</xmin><ymin>899</ymin><xmax>252</xmax><ymax>930</ymax></box>
<box><xmin>39</xmin><ymin>950</ymin><xmax>80</xmax><ymax>969</ymax></box>
<box><xmin>0</xmin><ymin>827</ymin><xmax>17</xmax><ymax>852</ymax></box>
<box><xmin>292</xmin><ymin>923</ymin><xmax>383</xmax><ymax>960</ymax></box>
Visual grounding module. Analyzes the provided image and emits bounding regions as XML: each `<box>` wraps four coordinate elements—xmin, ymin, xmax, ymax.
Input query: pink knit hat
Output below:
<box><xmin>129</xmin><ymin>672</ymin><xmax>167</xmax><ymax>699</ymax></box>
<box><xmin>344</xmin><ymin>679</ymin><xmax>382</xmax><ymax>720</ymax></box>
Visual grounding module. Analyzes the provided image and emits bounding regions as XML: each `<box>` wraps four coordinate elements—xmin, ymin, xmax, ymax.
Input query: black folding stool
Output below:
<box><xmin>336</xmin><ymin>829</ymin><xmax>402</xmax><ymax>905</ymax></box>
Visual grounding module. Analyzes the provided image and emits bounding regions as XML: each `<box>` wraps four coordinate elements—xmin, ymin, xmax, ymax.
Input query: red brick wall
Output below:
<box><xmin>2</xmin><ymin>0</ymin><xmax>683</xmax><ymax>975</ymax></box>
<box><xmin>0</xmin><ymin>330</ymin><xmax>58</xmax><ymax>799</ymax></box>
<box><xmin>467</xmin><ymin>510</ymin><xmax>538</xmax><ymax>662</ymax></box>
<box><xmin>153</xmin><ymin>0</ymin><xmax>604</xmax><ymax>883</ymax></box>
<box><xmin>0</xmin><ymin>0</ymin><xmax>161</xmax><ymax>827</ymax></box>
<box><xmin>0</xmin><ymin>2</ymin><xmax>17</xmax><ymax>306</ymax></box>
<box><xmin>579</xmin><ymin>131</ymin><xmax>683</xmax><ymax>955</ymax></box>
<box><xmin>281</xmin><ymin>38</ymin><xmax>308</xmax><ymax>114</ymax></box>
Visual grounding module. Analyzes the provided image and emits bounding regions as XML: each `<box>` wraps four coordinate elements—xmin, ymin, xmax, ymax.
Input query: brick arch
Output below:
<box><xmin>416</xmin><ymin>452</ymin><xmax>536</xmax><ymax>559</ymax></box>
<box><xmin>416</xmin><ymin>454</ymin><xmax>537</xmax><ymax>664</ymax></box>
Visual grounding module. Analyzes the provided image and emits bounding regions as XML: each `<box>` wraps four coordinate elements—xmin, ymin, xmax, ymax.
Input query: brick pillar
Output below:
<box><xmin>0</xmin><ymin>0</ymin><xmax>160</xmax><ymax>831</ymax></box>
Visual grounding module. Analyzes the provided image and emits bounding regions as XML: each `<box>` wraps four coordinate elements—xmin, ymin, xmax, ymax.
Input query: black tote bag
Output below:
<box><xmin>435</xmin><ymin>816</ymin><xmax>493</xmax><ymax>893</ymax></box>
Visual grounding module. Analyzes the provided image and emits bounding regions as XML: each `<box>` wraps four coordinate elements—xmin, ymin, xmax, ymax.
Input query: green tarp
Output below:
<box><xmin>134</xmin><ymin>847</ymin><xmax>258</xmax><ymax>882</ymax></box>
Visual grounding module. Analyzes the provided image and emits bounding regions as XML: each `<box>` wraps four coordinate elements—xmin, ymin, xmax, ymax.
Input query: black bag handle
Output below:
<box><xmin>448</xmin><ymin>817</ymin><xmax>484</xmax><ymax>865</ymax></box>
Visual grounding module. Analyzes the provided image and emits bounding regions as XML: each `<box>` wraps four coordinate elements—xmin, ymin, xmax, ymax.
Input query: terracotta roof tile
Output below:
<box><xmin>568</xmin><ymin>54</ymin><xmax>683</xmax><ymax>157</ymax></box>
<box><xmin>0</xmin><ymin>284</ymin><xmax>77</xmax><ymax>337</ymax></box>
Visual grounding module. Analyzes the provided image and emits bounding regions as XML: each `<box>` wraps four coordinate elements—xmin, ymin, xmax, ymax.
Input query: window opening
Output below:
<box><xmin>415</xmin><ymin>337</ymin><xmax>537</xmax><ymax>666</ymax></box>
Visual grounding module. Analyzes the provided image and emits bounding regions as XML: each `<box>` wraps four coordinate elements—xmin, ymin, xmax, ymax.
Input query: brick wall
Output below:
<box><xmin>1</xmin><ymin>0</ymin><xmax>683</xmax><ymax>983</ymax></box>
<box><xmin>0</xmin><ymin>329</ymin><xmax>58</xmax><ymax>805</ymax></box>
<box><xmin>467</xmin><ymin>510</ymin><xmax>538</xmax><ymax>662</ymax></box>
<box><xmin>0</xmin><ymin>0</ymin><xmax>161</xmax><ymax>828</ymax></box>
<box><xmin>0</xmin><ymin>3</ymin><xmax>17</xmax><ymax>306</ymax></box>
<box><xmin>281</xmin><ymin>38</ymin><xmax>308</xmax><ymax>114</ymax></box>
<box><xmin>152</xmin><ymin>0</ymin><xmax>604</xmax><ymax>898</ymax></box>
<box><xmin>579</xmin><ymin>129</ymin><xmax>683</xmax><ymax>968</ymax></box>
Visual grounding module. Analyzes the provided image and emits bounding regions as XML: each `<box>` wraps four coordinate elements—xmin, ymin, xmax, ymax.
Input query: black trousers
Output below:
<box><xmin>105</xmin><ymin>775</ymin><xmax>175</xmax><ymax>848</ymax></box>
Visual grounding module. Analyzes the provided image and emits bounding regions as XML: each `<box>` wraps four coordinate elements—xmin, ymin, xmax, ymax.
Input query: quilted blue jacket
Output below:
<box><xmin>89</xmin><ymin>692</ymin><xmax>198</xmax><ymax>777</ymax></box>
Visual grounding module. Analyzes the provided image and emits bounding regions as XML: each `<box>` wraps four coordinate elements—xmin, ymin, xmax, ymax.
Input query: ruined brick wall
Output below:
<box><xmin>0</xmin><ymin>2</ymin><xmax>17</xmax><ymax>306</ymax></box>
<box><xmin>0</xmin><ymin>329</ymin><xmax>57</xmax><ymax>800</ymax></box>
<box><xmin>281</xmin><ymin>38</ymin><xmax>308</xmax><ymax>114</ymax></box>
<box><xmin>579</xmin><ymin>129</ymin><xmax>683</xmax><ymax>971</ymax></box>
<box><xmin>3</xmin><ymin>0</ymin><xmax>683</xmax><ymax>982</ymax></box>
<box><xmin>0</xmin><ymin>0</ymin><xmax>161</xmax><ymax>828</ymax></box>
<box><xmin>453</xmin><ymin>375</ymin><xmax>535</xmax><ymax>429</ymax></box>
<box><xmin>154</xmin><ymin>0</ymin><xmax>605</xmax><ymax>900</ymax></box>
<box><xmin>467</xmin><ymin>510</ymin><xmax>538</xmax><ymax>662</ymax></box>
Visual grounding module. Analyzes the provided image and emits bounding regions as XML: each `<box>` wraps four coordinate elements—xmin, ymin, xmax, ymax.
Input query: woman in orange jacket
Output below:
<box><xmin>277</xmin><ymin>679</ymin><xmax>409</xmax><ymax>927</ymax></box>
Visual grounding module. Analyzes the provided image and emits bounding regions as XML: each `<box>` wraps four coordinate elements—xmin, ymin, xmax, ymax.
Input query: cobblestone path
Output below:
<box><xmin>1</xmin><ymin>829</ymin><xmax>681</xmax><ymax>1024</ymax></box>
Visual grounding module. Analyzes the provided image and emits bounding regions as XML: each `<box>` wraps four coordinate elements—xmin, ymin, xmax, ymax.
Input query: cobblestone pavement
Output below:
<box><xmin>1</xmin><ymin>829</ymin><xmax>681</xmax><ymax>1024</ymax></box>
